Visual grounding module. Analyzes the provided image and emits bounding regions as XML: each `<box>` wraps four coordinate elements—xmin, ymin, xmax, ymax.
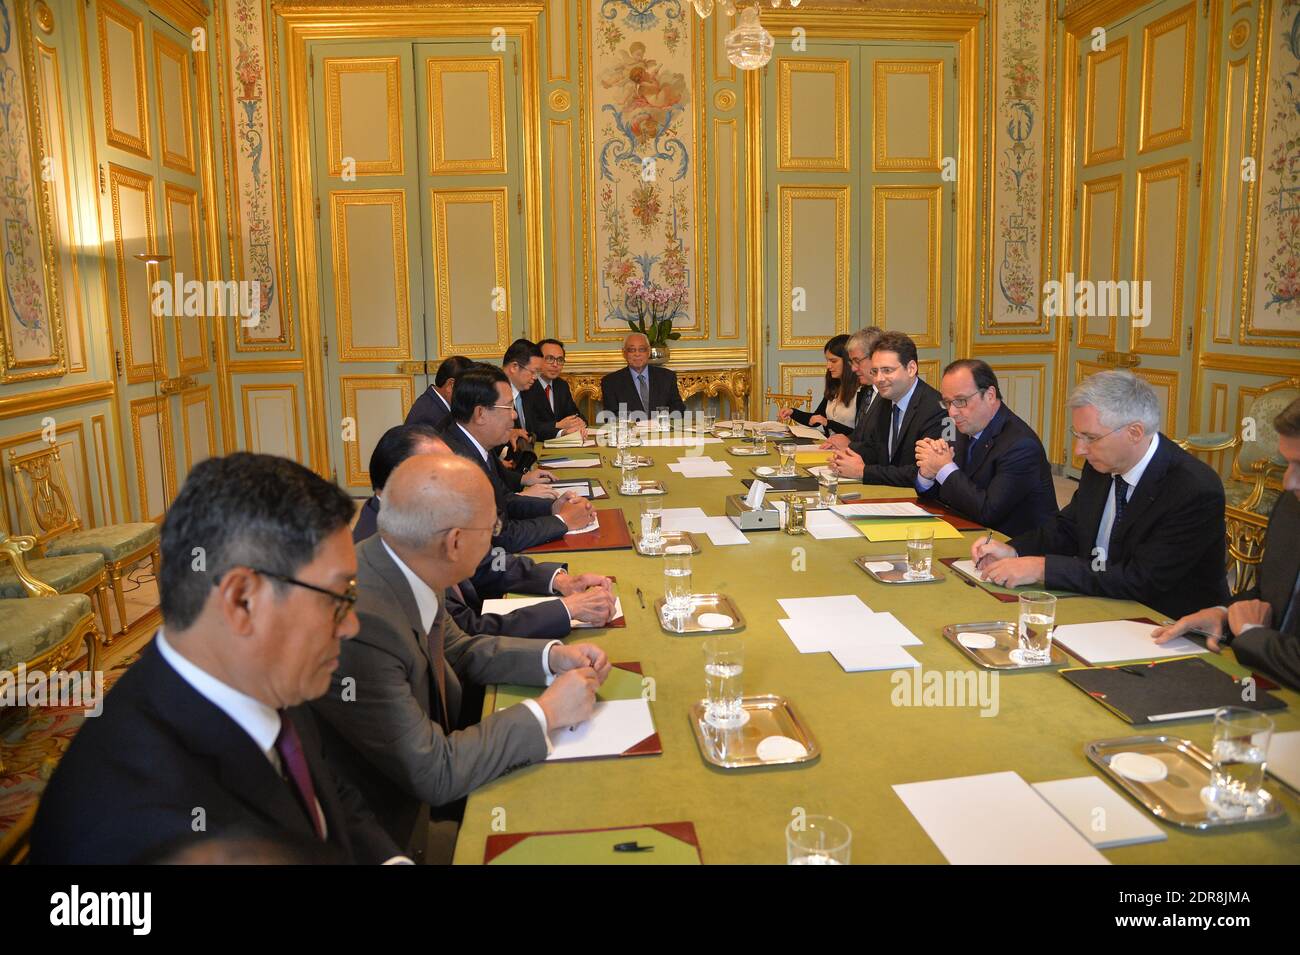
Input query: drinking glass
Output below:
<box><xmin>784</xmin><ymin>494</ymin><xmax>806</xmax><ymax>535</ymax></box>
<box><xmin>777</xmin><ymin>441</ymin><xmax>797</xmax><ymax>476</ymax></box>
<box><xmin>1014</xmin><ymin>591</ymin><xmax>1057</xmax><ymax>665</ymax></box>
<box><xmin>786</xmin><ymin>815</ymin><xmax>851</xmax><ymax>865</ymax></box>
<box><xmin>614</xmin><ymin>425</ymin><xmax>631</xmax><ymax>466</ymax></box>
<box><xmin>620</xmin><ymin>460</ymin><xmax>639</xmax><ymax>494</ymax></box>
<box><xmin>663</xmin><ymin>545</ymin><xmax>693</xmax><ymax>615</ymax></box>
<box><xmin>701</xmin><ymin>412</ymin><xmax>718</xmax><ymax>434</ymax></box>
<box><xmin>904</xmin><ymin>524</ymin><xmax>934</xmax><ymax>580</ymax></box>
<box><xmin>640</xmin><ymin>495</ymin><xmax>663</xmax><ymax>547</ymax></box>
<box><xmin>653</xmin><ymin>406</ymin><xmax>670</xmax><ymax>431</ymax></box>
<box><xmin>703</xmin><ymin>636</ymin><xmax>744</xmax><ymax>728</ymax></box>
<box><xmin>1206</xmin><ymin>707</ymin><xmax>1273</xmax><ymax>813</ymax></box>
<box><xmin>750</xmin><ymin>427</ymin><xmax>768</xmax><ymax>454</ymax></box>
<box><xmin>817</xmin><ymin>470</ymin><xmax>839</xmax><ymax>508</ymax></box>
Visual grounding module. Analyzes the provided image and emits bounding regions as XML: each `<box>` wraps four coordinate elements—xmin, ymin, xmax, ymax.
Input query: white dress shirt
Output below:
<box><xmin>1094</xmin><ymin>432</ymin><xmax>1161</xmax><ymax>554</ymax></box>
<box><xmin>380</xmin><ymin>540</ymin><xmax>557</xmax><ymax>747</ymax></box>
<box><xmin>456</xmin><ymin>422</ymin><xmax>492</xmax><ymax>465</ymax></box>
<box><xmin>825</xmin><ymin>391</ymin><xmax>858</xmax><ymax>430</ymax></box>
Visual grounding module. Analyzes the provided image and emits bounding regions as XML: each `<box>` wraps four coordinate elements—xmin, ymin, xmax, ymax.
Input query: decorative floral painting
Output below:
<box><xmin>990</xmin><ymin>0</ymin><xmax>1047</xmax><ymax>328</ymax></box>
<box><xmin>225</xmin><ymin>0</ymin><xmax>289</xmax><ymax>347</ymax></box>
<box><xmin>1253</xmin><ymin>0</ymin><xmax>1300</xmax><ymax>332</ymax></box>
<box><xmin>0</xmin><ymin>0</ymin><xmax>60</xmax><ymax>374</ymax></box>
<box><xmin>590</xmin><ymin>0</ymin><xmax>697</xmax><ymax>334</ymax></box>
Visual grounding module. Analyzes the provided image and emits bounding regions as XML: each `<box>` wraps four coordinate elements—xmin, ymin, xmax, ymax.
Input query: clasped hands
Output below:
<box><xmin>552</xmin><ymin>571</ymin><xmax>616</xmax><ymax>626</ymax></box>
<box><xmin>539</xmin><ymin>642</ymin><xmax>611</xmax><ymax>730</ymax></box>
<box><xmin>915</xmin><ymin>437</ymin><xmax>954</xmax><ymax>480</ymax></box>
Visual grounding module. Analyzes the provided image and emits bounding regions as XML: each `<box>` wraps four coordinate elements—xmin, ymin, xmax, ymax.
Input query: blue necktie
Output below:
<box><xmin>636</xmin><ymin>372</ymin><xmax>649</xmax><ymax>412</ymax></box>
<box><xmin>1113</xmin><ymin>475</ymin><xmax>1129</xmax><ymax>527</ymax></box>
<box><xmin>964</xmin><ymin>439</ymin><xmax>974</xmax><ymax>470</ymax></box>
<box><xmin>889</xmin><ymin>405</ymin><xmax>902</xmax><ymax>459</ymax></box>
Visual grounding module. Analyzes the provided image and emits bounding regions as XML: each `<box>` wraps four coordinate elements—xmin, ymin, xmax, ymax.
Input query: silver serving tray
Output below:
<box><xmin>854</xmin><ymin>554</ymin><xmax>946</xmax><ymax>584</ymax></box>
<box><xmin>725</xmin><ymin>445</ymin><xmax>769</xmax><ymax>456</ymax></box>
<box><xmin>689</xmin><ymin>695</ymin><xmax>820</xmax><ymax>769</ymax></box>
<box><xmin>654</xmin><ymin>593</ymin><xmax>745</xmax><ymax>634</ymax></box>
<box><xmin>617</xmin><ymin>479</ymin><xmax>666</xmax><ymax>496</ymax></box>
<box><xmin>633</xmin><ymin>530</ymin><xmax>700</xmax><ymax>556</ymax></box>
<box><xmin>1086</xmin><ymin>735</ymin><xmax>1287</xmax><ymax>829</ymax></box>
<box><xmin>941</xmin><ymin>620</ymin><xmax>1071</xmax><ymax>671</ymax></box>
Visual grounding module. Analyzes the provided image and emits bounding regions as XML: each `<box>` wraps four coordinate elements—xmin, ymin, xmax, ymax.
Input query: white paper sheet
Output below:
<box><xmin>480</xmin><ymin>595</ymin><xmax>624</xmax><ymax>628</ymax></box>
<box><xmin>777</xmin><ymin>594</ymin><xmax>875</xmax><ymax>620</ymax></box>
<box><xmin>830</xmin><ymin>644</ymin><xmax>920</xmax><ymax>673</ymax></box>
<box><xmin>700</xmin><ymin>517</ymin><xmax>750</xmax><ymax>545</ymax></box>
<box><xmin>660</xmin><ymin>507</ymin><xmax>710</xmax><ymax>532</ymax></box>
<box><xmin>805</xmin><ymin>509</ymin><xmax>861</xmax><ymax>539</ymax></box>
<box><xmin>548</xmin><ymin>481</ymin><xmax>595</xmax><ymax>499</ymax></box>
<box><xmin>831</xmin><ymin>501</ymin><xmax>931</xmax><ymax>518</ymax></box>
<box><xmin>542</xmin><ymin>435</ymin><xmax>595</xmax><ymax>448</ymax></box>
<box><xmin>893</xmin><ymin>771</ymin><xmax>1110</xmax><ymax>865</ymax></box>
<box><xmin>1031</xmin><ymin>777</ymin><xmax>1167</xmax><ymax>849</ymax></box>
<box><xmin>1051</xmin><ymin>619</ymin><xmax>1203</xmax><ymax>664</ymax></box>
<box><xmin>950</xmin><ymin>558</ymin><xmax>987</xmax><ymax>582</ymax></box>
<box><xmin>806</xmin><ymin>465</ymin><xmax>861</xmax><ymax>485</ymax></box>
<box><xmin>546</xmin><ymin>698</ymin><xmax>656</xmax><ymax>761</ymax></box>
<box><xmin>637</xmin><ymin>436</ymin><xmax>723</xmax><ymax>447</ymax></box>
<box><xmin>779</xmin><ymin>612</ymin><xmax>922</xmax><ymax>653</ymax></box>
<box><xmin>788</xmin><ymin>423</ymin><xmax>825</xmax><ymax>441</ymax></box>
<box><xmin>1266</xmin><ymin>730</ymin><xmax>1300</xmax><ymax>793</ymax></box>
<box><xmin>565</xmin><ymin>517</ymin><xmax>602</xmax><ymax>536</ymax></box>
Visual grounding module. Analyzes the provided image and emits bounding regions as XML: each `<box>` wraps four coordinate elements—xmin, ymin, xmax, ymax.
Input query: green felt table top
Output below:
<box><xmin>453</xmin><ymin>442</ymin><xmax>1300</xmax><ymax>865</ymax></box>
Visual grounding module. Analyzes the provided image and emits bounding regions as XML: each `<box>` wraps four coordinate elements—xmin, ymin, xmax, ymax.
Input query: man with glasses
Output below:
<box><xmin>31</xmin><ymin>453</ymin><xmax>404</xmax><ymax>864</ymax></box>
<box><xmin>820</xmin><ymin>326</ymin><xmax>884</xmax><ymax>452</ymax></box>
<box><xmin>501</xmin><ymin>340</ymin><xmax>544</xmax><ymax>470</ymax></box>
<box><xmin>524</xmin><ymin>338</ymin><xmax>587</xmax><ymax>441</ymax></box>
<box><xmin>974</xmin><ymin>370</ymin><xmax>1228</xmax><ymax>619</ymax></box>
<box><xmin>311</xmin><ymin>453</ymin><xmax>609</xmax><ymax>862</ymax></box>
<box><xmin>913</xmin><ymin>358</ymin><xmax>1057</xmax><ymax>536</ymax></box>
<box><xmin>439</xmin><ymin>365</ymin><xmax>594</xmax><ymax>552</ymax></box>
<box><xmin>600</xmin><ymin>332</ymin><xmax>685</xmax><ymax>420</ymax></box>
<box><xmin>831</xmin><ymin>330</ymin><xmax>945</xmax><ymax>486</ymax></box>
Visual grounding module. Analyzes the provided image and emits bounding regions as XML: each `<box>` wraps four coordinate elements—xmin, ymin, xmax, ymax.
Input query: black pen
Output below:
<box><xmin>635</xmin><ymin>587</ymin><xmax>646</xmax><ymax>609</ymax></box>
<box><xmin>1118</xmin><ymin>665</ymin><xmax>1146</xmax><ymax>678</ymax></box>
<box><xmin>613</xmin><ymin>841</ymin><xmax>653</xmax><ymax>853</ymax></box>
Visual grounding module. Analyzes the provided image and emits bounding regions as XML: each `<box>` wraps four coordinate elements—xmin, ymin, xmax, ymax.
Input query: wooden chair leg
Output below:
<box><xmin>93</xmin><ymin>582</ymin><xmax>114</xmax><ymax>649</ymax></box>
<box><xmin>108</xmin><ymin>565</ymin><xmax>128</xmax><ymax>640</ymax></box>
<box><xmin>150</xmin><ymin>545</ymin><xmax>161</xmax><ymax>578</ymax></box>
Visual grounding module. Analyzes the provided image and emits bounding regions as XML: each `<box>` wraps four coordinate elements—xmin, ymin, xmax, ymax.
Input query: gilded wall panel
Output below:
<box><xmin>154</xmin><ymin>32</ymin><xmax>195</xmax><ymax>174</ymax></box>
<box><xmin>1132</xmin><ymin>159</ymin><xmax>1188</xmax><ymax>356</ymax></box>
<box><xmin>873</xmin><ymin>185</ymin><xmax>941</xmax><ymax>348</ymax></box>
<box><xmin>98</xmin><ymin>0</ymin><xmax>149</xmax><ymax>158</ymax></box>
<box><xmin>108</xmin><ymin>163</ymin><xmax>161</xmax><ymax>383</ymax></box>
<box><xmin>433</xmin><ymin>188</ymin><xmax>511</xmax><ymax>356</ymax></box>
<box><xmin>427</xmin><ymin>57</ymin><xmax>506</xmax><ymax>175</ymax></box>
<box><xmin>330</xmin><ymin>190</ymin><xmax>411</xmax><ymax>361</ymax></box>
<box><xmin>129</xmin><ymin>395</ymin><xmax>175</xmax><ymax>521</ymax></box>
<box><xmin>238</xmin><ymin>381</ymin><xmax>303</xmax><ymax>463</ymax></box>
<box><xmin>164</xmin><ymin>183</ymin><xmax>208</xmax><ymax>374</ymax></box>
<box><xmin>548</xmin><ymin>119</ymin><xmax>577</xmax><ymax>340</ymax></box>
<box><xmin>780</xmin><ymin>185</ymin><xmax>848</xmax><ymax>348</ymax></box>
<box><xmin>1083</xmin><ymin>38</ymin><xmax>1127</xmax><ymax>167</ymax></box>
<box><xmin>1138</xmin><ymin>2</ymin><xmax>1195</xmax><ymax>154</ymax></box>
<box><xmin>325</xmin><ymin>56</ymin><xmax>404</xmax><ymax>177</ymax></box>
<box><xmin>778</xmin><ymin>58</ymin><xmax>849</xmax><ymax>172</ymax></box>
<box><xmin>1079</xmin><ymin>174</ymin><xmax>1121</xmax><ymax>348</ymax></box>
<box><xmin>341</xmin><ymin>375</ymin><xmax>414</xmax><ymax>487</ymax></box>
<box><xmin>714</xmin><ymin>117</ymin><xmax>739</xmax><ymax>339</ymax></box>
<box><xmin>873</xmin><ymin>59</ymin><xmax>942</xmax><ymax>172</ymax></box>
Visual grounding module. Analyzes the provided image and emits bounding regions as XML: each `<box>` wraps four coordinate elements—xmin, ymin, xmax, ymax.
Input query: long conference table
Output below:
<box><xmin>452</xmin><ymin>438</ymin><xmax>1300</xmax><ymax>865</ymax></box>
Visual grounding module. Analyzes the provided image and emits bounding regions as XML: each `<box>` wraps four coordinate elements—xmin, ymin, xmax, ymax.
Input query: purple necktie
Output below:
<box><xmin>274</xmin><ymin>714</ymin><xmax>325</xmax><ymax>839</ymax></box>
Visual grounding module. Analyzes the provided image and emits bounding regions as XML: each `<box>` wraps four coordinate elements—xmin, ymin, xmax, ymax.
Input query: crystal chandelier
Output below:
<box><xmin>723</xmin><ymin>6</ymin><xmax>774</xmax><ymax>70</ymax></box>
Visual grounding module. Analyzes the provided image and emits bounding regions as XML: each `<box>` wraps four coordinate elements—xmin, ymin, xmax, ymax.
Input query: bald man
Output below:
<box><xmin>600</xmin><ymin>332</ymin><xmax>685</xmax><ymax>419</ymax></box>
<box><xmin>309</xmin><ymin>454</ymin><xmax>610</xmax><ymax>862</ymax></box>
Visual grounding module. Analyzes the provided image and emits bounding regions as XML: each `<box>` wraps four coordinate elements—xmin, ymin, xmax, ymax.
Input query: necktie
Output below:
<box><xmin>545</xmin><ymin>383</ymin><xmax>554</xmax><ymax>412</ymax></box>
<box><xmin>1113</xmin><ymin>475</ymin><xmax>1129</xmax><ymax>527</ymax></box>
<box><xmin>855</xmin><ymin>389</ymin><xmax>872</xmax><ymax>429</ymax></box>
<box><xmin>636</xmin><ymin>372</ymin><xmax>649</xmax><ymax>412</ymax></box>
<box><xmin>514</xmin><ymin>392</ymin><xmax>526</xmax><ymax>431</ymax></box>
<box><xmin>274</xmin><ymin>714</ymin><xmax>325</xmax><ymax>839</ymax></box>
<box><xmin>964</xmin><ymin>439</ymin><xmax>974</xmax><ymax>470</ymax></box>
<box><xmin>889</xmin><ymin>405</ymin><xmax>902</xmax><ymax>460</ymax></box>
<box><xmin>1280</xmin><ymin>573</ymin><xmax>1300</xmax><ymax>636</ymax></box>
<box><xmin>427</xmin><ymin>616</ymin><xmax>451</xmax><ymax>733</ymax></box>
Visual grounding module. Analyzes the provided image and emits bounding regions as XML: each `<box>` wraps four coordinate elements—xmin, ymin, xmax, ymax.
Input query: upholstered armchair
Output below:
<box><xmin>1177</xmin><ymin>377</ymin><xmax>1300</xmax><ymax>594</ymax></box>
<box><xmin>8</xmin><ymin>444</ymin><xmax>160</xmax><ymax>641</ymax></box>
<box><xmin>0</xmin><ymin>528</ymin><xmax>112</xmax><ymax>640</ymax></box>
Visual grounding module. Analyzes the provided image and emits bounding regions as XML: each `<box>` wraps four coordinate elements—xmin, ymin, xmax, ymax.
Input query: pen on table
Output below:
<box><xmin>613</xmin><ymin>841</ymin><xmax>653</xmax><ymax>853</ymax></box>
<box><xmin>635</xmin><ymin>587</ymin><xmax>646</xmax><ymax>609</ymax></box>
<box><xmin>1117</xmin><ymin>665</ymin><xmax>1146</xmax><ymax>678</ymax></box>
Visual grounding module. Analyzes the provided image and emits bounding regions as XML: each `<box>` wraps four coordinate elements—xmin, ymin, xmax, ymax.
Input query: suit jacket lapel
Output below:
<box><xmin>1107</xmin><ymin>435</ymin><xmax>1170</xmax><ymax>555</ymax></box>
<box><xmin>359</xmin><ymin>535</ymin><xmax>434</xmax><ymax>673</ymax></box>
<box><xmin>966</xmin><ymin>405</ymin><xmax>1009</xmax><ymax>477</ymax></box>
<box><xmin>141</xmin><ymin>643</ymin><xmax>324</xmax><ymax>841</ymax></box>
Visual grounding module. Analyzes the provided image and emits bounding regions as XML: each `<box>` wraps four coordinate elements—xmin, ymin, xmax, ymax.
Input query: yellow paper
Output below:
<box><xmin>855</xmin><ymin>519</ymin><xmax>963</xmax><ymax>542</ymax></box>
<box><xmin>795</xmin><ymin>451</ymin><xmax>833</xmax><ymax>467</ymax></box>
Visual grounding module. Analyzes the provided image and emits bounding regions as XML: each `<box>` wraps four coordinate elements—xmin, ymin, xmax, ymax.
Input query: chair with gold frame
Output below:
<box><xmin>1177</xmin><ymin>376</ymin><xmax>1299</xmax><ymax>594</ymax></box>
<box><xmin>8</xmin><ymin>443</ymin><xmax>160</xmax><ymax>641</ymax></box>
<box><xmin>0</xmin><ymin>530</ymin><xmax>113</xmax><ymax>643</ymax></box>
<box><xmin>0</xmin><ymin>534</ymin><xmax>100</xmax><ymax>776</ymax></box>
<box><xmin>764</xmin><ymin>388</ymin><xmax>813</xmax><ymax>419</ymax></box>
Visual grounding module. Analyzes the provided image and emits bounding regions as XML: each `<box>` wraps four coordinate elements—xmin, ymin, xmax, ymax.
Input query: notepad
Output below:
<box><xmin>947</xmin><ymin>559</ymin><xmax>1079</xmax><ymax>599</ymax></box>
<box><xmin>566</xmin><ymin>517</ymin><xmax>602</xmax><ymax>535</ymax></box>
<box><xmin>544</xmin><ymin>699</ymin><xmax>656</xmax><ymax>761</ymax></box>
<box><xmin>1031</xmin><ymin>777</ymin><xmax>1167</xmax><ymax>848</ymax></box>
<box><xmin>830</xmin><ymin>643</ymin><xmax>920</xmax><ymax>673</ymax></box>
<box><xmin>542</xmin><ymin>433</ymin><xmax>592</xmax><ymax>448</ymax></box>
<box><xmin>832</xmin><ymin>501</ymin><xmax>932</xmax><ymax>519</ymax></box>
<box><xmin>788</xmin><ymin>423</ymin><xmax>825</xmax><ymax>441</ymax></box>
<box><xmin>1051</xmin><ymin>619</ymin><xmax>1203</xmax><ymax>665</ymax></box>
<box><xmin>806</xmin><ymin>509</ymin><xmax>860</xmax><ymax>539</ymax></box>
<box><xmin>540</xmin><ymin>457</ymin><xmax>602</xmax><ymax>468</ymax></box>
<box><xmin>893</xmin><ymin>771</ymin><xmax>1110</xmax><ymax>865</ymax></box>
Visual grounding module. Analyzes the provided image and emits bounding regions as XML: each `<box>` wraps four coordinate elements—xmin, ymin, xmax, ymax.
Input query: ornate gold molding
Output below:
<box><xmin>34</xmin><ymin>1</ymin><xmax>53</xmax><ymax>34</ymax></box>
<box><xmin>0</xmin><ymin>381</ymin><xmax>115</xmax><ymax>421</ymax></box>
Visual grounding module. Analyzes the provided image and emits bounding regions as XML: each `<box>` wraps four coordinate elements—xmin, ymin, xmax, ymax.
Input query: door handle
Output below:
<box><xmin>396</xmin><ymin>361</ymin><xmax>428</xmax><ymax>375</ymax></box>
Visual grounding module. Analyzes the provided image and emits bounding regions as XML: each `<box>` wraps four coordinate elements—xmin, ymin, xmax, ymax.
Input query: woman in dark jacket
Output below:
<box><xmin>779</xmin><ymin>333</ymin><xmax>860</xmax><ymax>436</ymax></box>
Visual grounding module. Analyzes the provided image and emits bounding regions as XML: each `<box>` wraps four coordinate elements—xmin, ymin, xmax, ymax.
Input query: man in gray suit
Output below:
<box><xmin>310</xmin><ymin>453</ymin><xmax>610</xmax><ymax>862</ymax></box>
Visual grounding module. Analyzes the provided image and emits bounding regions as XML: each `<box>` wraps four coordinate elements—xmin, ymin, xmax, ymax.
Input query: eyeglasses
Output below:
<box><xmin>429</xmin><ymin>519</ymin><xmax>504</xmax><ymax>537</ymax></box>
<box><xmin>1070</xmin><ymin>424</ymin><xmax>1130</xmax><ymax>446</ymax></box>
<box><xmin>242</xmin><ymin>568</ymin><xmax>358</xmax><ymax>623</ymax></box>
<box><xmin>542</xmin><ymin>355</ymin><xmax>566</xmax><ymax>365</ymax></box>
<box><xmin>489</xmin><ymin>403</ymin><xmax>517</xmax><ymax>413</ymax></box>
<box><xmin>848</xmin><ymin>355</ymin><xmax>868</xmax><ymax>368</ymax></box>
<box><xmin>938</xmin><ymin>390</ymin><xmax>988</xmax><ymax>410</ymax></box>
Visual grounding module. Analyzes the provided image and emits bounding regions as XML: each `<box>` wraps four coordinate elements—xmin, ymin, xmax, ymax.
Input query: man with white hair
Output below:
<box><xmin>310</xmin><ymin>453</ymin><xmax>609</xmax><ymax>862</ymax></box>
<box><xmin>973</xmin><ymin>370</ymin><xmax>1228</xmax><ymax>619</ymax></box>
<box><xmin>600</xmin><ymin>332</ymin><xmax>685</xmax><ymax>419</ymax></box>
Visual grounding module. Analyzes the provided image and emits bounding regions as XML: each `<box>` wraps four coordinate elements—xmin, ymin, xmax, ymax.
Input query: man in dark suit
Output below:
<box><xmin>439</xmin><ymin>365</ymin><xmax>593</xmax><ymax>553</ymax></box>
<box><xmin>975</xmin><ymin>370</ymin><xmax>1229</xmax><ymax>620</ymax></box>
<box><xmin>502</xmin><ymin>340</ymin><xmax>542</xmax><ymax>470</ymax></box>
<box><xmin>915</xmin><ymin>358</ymin><xmax>1058</xmax><ymax>536</ymax></box>
<box><xmin>821</xmin><ymin>326</ymin><xmax>883</xmax><ymax>452</ymax></box>
<box><xmin>310</xmin><ymin>454</ymin><xmax>609</xmax><ymax>860</ymax></box>
<box><xmin>600</xmin><ymin>332</ymin><xmax>686</xmax><ymax>421</ymax></box>
<box><xmin>524</xmin><ymin>338</ymin><xmax>587</xmax><ymax>441</ymax></box>
<box><xmin>354</xmin><ymin>422</ymin><xmax>615</xmax><ymax>635</ymax></box>
<box><xmin>29</xmin><ymin>453</ymin><xmax>402</xmax><ymax>864</ymax></box>
<box><xmin>405</xmin><ymin>355</ymin><xmax>474</xmax><ymax>431</ymax></box>
<box><xmin>1154</xmin><ymin>397</ymin><xmax>1300</xmax><ymax>688</ymax></box>
<box><xmin>831</xmin><ymin>330</ymin><xmax>944</xmax><ymax>487</ymax></box>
